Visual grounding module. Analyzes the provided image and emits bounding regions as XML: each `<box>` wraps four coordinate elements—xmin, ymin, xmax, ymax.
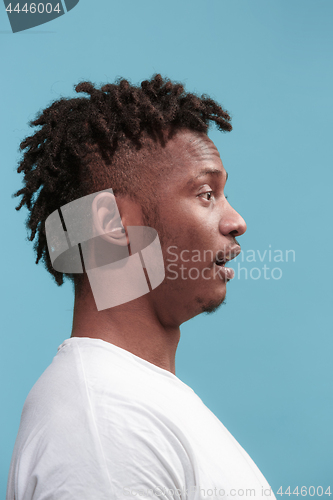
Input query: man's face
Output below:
<box><xmin>149</xmin><ymin>129</ymin><xmax>247</xmax><ymax>325</ymax></box>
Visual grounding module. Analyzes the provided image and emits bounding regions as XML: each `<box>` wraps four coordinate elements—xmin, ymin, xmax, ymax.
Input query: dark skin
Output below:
<box><xmin>71</xmin><ymin>129</ymin><xmax>247</xmax><ymax>374</ymax></box>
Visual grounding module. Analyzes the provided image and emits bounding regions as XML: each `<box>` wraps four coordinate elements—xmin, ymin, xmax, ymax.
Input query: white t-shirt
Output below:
<box><xmin>6</xmin><ymin>337</ymin><xmax>276</xmax><ymax>500</ymax></box>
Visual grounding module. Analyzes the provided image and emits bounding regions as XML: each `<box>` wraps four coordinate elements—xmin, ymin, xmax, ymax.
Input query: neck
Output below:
<box><xmin>70</xmin><ymin>288</ymin><xmax>181</xmax><ymax>375</ymax></box>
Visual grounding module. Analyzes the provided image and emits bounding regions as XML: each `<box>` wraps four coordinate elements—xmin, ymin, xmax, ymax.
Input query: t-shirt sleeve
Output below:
<box><xmin>7</xmin><ymin>400</ymin><xmax>115</xmax><ymax>500</ymax></box>
<box><xmin>94</xmin><ymin>397</ymin><xmax>197</xmax><ymax>500</ymax></box>
<box><xmin>8</xmin><ymin>396</ymin><xmax>196</xmax><ymax>500</ymax></box>
<box><xmin>6</xmin><ymin>342</ymin><xmax>198</xmax><ymax>500</ymax></box>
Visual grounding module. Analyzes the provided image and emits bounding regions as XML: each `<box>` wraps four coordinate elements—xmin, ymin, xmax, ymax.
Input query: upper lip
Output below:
<box><xmin>215</xmin><ymin>245</ymin><xmax>241</xmax><ymax>265</ymax></box>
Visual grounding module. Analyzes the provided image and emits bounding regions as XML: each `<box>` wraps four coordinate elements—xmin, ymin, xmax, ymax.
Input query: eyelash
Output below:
<box><xmin>198</xmin><ymin>191</ymin><xmax>228</xmax><ymax>201</ymax></box>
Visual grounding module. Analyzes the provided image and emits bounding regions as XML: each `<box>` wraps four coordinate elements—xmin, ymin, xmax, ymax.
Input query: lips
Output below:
<box><xmin>215</xmin><ymin>245</ymin><xmax>240</xmax><ymax>263</ymax></box>
<box><xmin>213</xmin><ymin>262</ymin><xmax>235</xmax><ymax>281</ymax></box>
<box><xmin>214</xmin><ymin>245</ymin><xmax>240</xmax><ymax>281</ymax></box>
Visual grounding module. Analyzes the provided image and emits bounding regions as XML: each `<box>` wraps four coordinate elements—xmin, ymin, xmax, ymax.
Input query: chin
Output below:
<box><xmin>195</xmin><ymin>286</ymin><xmax>227</xmax><ymax>315</ymax></box>
<box><xmin>201</xmin><ymin>297</ymin><xmax>226</xmax><ymax>314</ymax></box>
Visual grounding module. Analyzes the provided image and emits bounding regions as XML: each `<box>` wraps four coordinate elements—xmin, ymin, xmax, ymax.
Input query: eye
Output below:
<box><xmin>198</xmin><ymin>190</ymin><xmax>213</xmax><ymax>201</ymax></box>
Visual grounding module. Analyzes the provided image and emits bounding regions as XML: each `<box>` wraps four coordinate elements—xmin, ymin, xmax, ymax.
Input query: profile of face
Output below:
<box><xmin>145</xmin><ymin>129</ymin><xmax>247</xmax><ymax>324</ymax></box>
<box><xmin>48</xmin><ymin>128</ymin><xmax>246</xmax><ymax>324</ymax></box>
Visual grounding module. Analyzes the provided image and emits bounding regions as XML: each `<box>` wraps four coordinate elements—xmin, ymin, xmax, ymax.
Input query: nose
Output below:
<box><xmin>219</xmin><ymin>201</ymin><xmax>247</xmax><ymax>237</ymax></box>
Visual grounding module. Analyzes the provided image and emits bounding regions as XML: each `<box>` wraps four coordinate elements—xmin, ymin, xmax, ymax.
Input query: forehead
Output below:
<box><xmin>164</xmin><ymin>129</ymin><xmax>224</xmax><ymax>181</ymax></box>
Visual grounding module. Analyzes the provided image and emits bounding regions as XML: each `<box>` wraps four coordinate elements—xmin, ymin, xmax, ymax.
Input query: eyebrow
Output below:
<box><xmin>186</xmin><ymin>168</ymin><xmax>228</xmax><ymax>186</ymax></box>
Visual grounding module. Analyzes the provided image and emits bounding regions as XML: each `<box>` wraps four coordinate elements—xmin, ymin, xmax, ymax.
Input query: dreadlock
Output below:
<box><xmin>12</xmin><ymin>73</ymin><xmax>232</xmax><ymax>292</ymax></box>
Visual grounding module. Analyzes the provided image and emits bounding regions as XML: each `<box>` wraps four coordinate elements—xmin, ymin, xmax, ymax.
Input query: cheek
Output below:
<box><xmin>157</xmin><ymin>203</ymin><xmax>218</xmax><ymax>253</ymax></box>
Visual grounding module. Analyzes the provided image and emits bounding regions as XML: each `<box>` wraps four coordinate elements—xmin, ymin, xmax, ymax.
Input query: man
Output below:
<box><xmin>7</xmin><ymin>74</ymin><xmax>275</xmax><ymax>499</ymax></box>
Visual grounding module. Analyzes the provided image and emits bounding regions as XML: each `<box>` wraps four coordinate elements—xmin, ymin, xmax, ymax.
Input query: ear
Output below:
<box><xmin>92</xmin><ymin>191</ymin><xmax>128</xmax><ymax>247</ymax></box>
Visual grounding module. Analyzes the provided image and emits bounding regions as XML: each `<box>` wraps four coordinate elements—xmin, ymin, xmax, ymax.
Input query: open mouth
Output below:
<box><xmin>213</xmin><ymin>258</ymin><xmax>235</xmax><ymax>281</ymax></box>
<box><xmin>213</xmin><ymin>249</ymin><xmax>239</xmax><ymax>281</ymax></box>
<box><xmin>214</xmin><ymin>246</ymin><xmax>241</xmax><ymax>268</ymax></box>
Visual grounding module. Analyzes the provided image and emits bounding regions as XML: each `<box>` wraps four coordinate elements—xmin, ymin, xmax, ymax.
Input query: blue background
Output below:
<box><xmin>1</xmin><ymin>0</ymin><xmax>332</xmax><ymax>497</ymax></box>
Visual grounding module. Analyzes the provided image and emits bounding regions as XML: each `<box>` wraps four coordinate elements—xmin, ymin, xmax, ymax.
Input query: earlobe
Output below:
<box><xmin>92</xmin><ymin>191</ymin><xmax>128</xmax><ymax>246</ymax></box>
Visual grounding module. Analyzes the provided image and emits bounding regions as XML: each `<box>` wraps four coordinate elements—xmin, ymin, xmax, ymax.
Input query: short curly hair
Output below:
<box><xmin>12</xmin><ymin>73</ymin><xmax>232</xmax><ymax>292</ymax></box>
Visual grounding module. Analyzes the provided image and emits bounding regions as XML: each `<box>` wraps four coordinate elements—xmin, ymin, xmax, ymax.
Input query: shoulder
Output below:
<box><xmin>9</xmin><ymin>338</ymin><xmax>197</xmax><ymax>499</ymax></box>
